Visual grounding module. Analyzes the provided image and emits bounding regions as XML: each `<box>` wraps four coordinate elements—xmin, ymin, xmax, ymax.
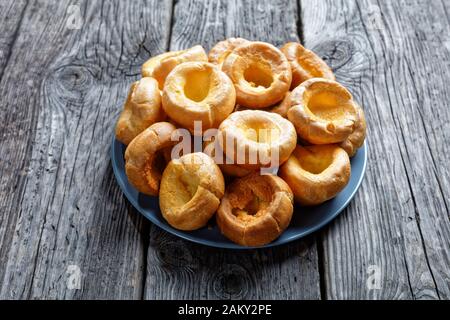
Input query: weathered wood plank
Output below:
<box><xmin>300</xmin><ymin>0</ymin><xmax>450</xmax><ymax>299</ymax></box>
<box><xmin>144</xmin><ymin>0</ymin><xmax>321</xmax><ymax>300</ymax></box>
<box><xmin>1</xmin><ymin>0</ymin><xmax>447</xmax><ymax>300</ymax></box>
<box><xmin>0</xmin><ymin>0</ymin><xmax>29</xmax><ymax>280</ymax></box>
<box><xmin>0</xmin><ymin>0</ymin><xmax>28</xmax><ymax>79</ymax></box>
<box><xmin>0</xmin><ymin>0</ymin><xmax>173</xmax><ymax>299</ymax></box>
<box><xmin>146</xmin><ymin>228</ymin><xmax>319</xmax><ymax>299</ymax></box>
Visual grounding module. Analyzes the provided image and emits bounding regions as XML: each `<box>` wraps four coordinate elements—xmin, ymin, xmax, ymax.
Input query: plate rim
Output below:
<box><xmin>111</xmin><ymin>136</ymin><xmax>367</xmax><ymax>250</ymax></box>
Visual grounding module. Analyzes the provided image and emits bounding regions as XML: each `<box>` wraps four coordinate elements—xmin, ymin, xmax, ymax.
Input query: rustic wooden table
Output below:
<box><xmin>0</xmin><ymin>0</ymin><xmax>449</xmax><ymax>300</ymax></box>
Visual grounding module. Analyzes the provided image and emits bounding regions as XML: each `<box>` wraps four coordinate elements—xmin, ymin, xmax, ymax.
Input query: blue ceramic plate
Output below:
<box><xmin>111</xmin><ymin>137</ymin><xmax>367</xmax><ymax>249</ymax></box>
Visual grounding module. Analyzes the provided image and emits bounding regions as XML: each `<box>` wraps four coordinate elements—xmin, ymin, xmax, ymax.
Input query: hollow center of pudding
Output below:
<box><xmin>171</xmin><ymin>168</ymin><xmax>200</xmax><ymax>207</ymax></box>
<box><xmin>184</xmin><ymin>68</ymin><xmax>212</xmax><ymax>102</ymax></box>
<box><xmin>297</xmin><ymin>150</ymin><xmax>334</xmax><ymax>174</ymax></box>
<box><xmin>307</xmin><ymin>90</ymin><xmax>353</xmax><ymax>121</ymax></box>
<box><xmin>243</xmin><ymin>62</ymin><xmax>273</xmax><ymax>88</ymax></box>
<box><xmin>232</xmin><ymin>193</ymin><xmax>270</xmax><ymax>223</ymax></box>
<box><xmin>154</xmin><ymin>151</ymin><xmax>167</xmax><ymax>174</ymax></box>
<box><xmin>241</xmin><ymin>119</ymin><xmax>281</xmax><ymax>143</ymax></box>
<box><xmin>144</xmin><ymin>151</ymin><xmax>167</xmax><ymax>190</ymax></box>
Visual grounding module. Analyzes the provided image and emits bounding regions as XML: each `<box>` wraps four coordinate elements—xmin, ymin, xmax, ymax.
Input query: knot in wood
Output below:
<box><xmin>313</xmin><ymin>40</ymin><xmax>353</xmax><ymax>71</ymax></box>
<box><xmin>211</xmin><ymin>264</ymin><xmax>251</xmax><ymax>299</ymax></box>
<box><xmin>156</xmin><ymin>238</ymin><xmax>194</xmax><ymax>268</ymax></box>
<box><xmin>46</xmin><ymin>64</ymin><xmax>95</xmax><ymax>104</ymax></box>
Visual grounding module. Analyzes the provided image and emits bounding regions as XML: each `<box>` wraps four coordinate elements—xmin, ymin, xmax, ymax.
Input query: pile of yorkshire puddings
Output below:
<box><xmin>115</xmin><ymin>39</ymin><xmax>366</xmax><ymax>247</ymax></box>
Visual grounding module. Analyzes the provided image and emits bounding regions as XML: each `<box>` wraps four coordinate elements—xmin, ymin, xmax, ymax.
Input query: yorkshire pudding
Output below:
<box><xmin>216</xmin><ymin>173</ymin><xmax>294</xmax><ymax>246</ymax></box>
<box><xmin>208</xmin><ymin>37</ymin><xmax>250</xmax><ymax>67</ymax></box>
<box><xmin>203</xmin><ymin>139</ymin><xmax>255</xmax><ymax>178</ymax></box>
<box><xmin>279</xmin><ymin>145</ymin><xmax>351</xmax><ymax>206</ymax></box>
<box><xmin>115</xmin><ymin>77</ymin><xmax>165</xmax><ymax>145</ymax></box>
<box><xmin>281</xmin><ymin>42</ymin><xmax>335</xmax><ymax>89</ymax></box>
<box><xmin>141</xmin><ymin>45</ymin><xmax>207</xmax><ymax>89</ymax></box>
<box><xmin>266</xmin><ymin>91</ymin><xmax>291</xmax><ymax>118</ymax></box>
<box><xmin>125</xmin><ymin>122</ymin><xmax>177</xmax><ymax>196</ymax></box>
<box><xmin>162</xmin><ymin>61</ymin><xmax>236</xmax><ymax>132</ymax></box>
<box><xmin>287</xmin><ymin>78</ymin><xmax>358</xmax><ymax>144</ymax></box>
<box><xmin>281</xmin><ymin>42</ymin><xmax>336</xmax><ymax>90</ymax></box>
<box><xmin>219</xmin><ymin>161</ymin><xmax>255</xmax><ymax>178</ymax></box>
<box><xmin>218</xmin><ymin>110</ymin><xmax>297</xmax><ymax>169</ymax></box>
<box><xmin>159</xmin><ymin>152</ymin><xmax>225</xmax><ymax>231</ymax></box>
<box><xmin>222</xmin><ymin>41</ymin><xmax>292</xmax><ymax>108</ymax></box>
<box><xmin>235</xmin><ymin>92</ymin><xmax>291</xmax><ymax>118</ymax></box>
<box><xmin>340</xmin><ymin>104</ymin><xmax>367</xmax><ymax>157</ymax></box>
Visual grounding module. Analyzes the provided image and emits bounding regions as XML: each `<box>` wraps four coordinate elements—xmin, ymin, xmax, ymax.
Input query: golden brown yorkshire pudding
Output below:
<box><xmin>236</xmin><ymin>91</ymin><xmax>292</xmax><ymax>120</ymax></box>
<box><xmin>218</xmin><ymin>110</ymin><xmax>297</xmax><ymax>169</ymax></box>
<box><xmin>281</xmin><ymin>42</ymin><xmax>335</xmax><ymax>89</ymax></box>
<box><xmin>279</xmin><ymin>145</ymin><xmax>350</xmax><ymax>206</ymax></box>
<box><xmin>222</xmin><ymin>41</ymin><xmax>292</xmax><ymax>108</ymax></box>
<box><xmin>216</xmin><ymin>173</ymin><xmax>294</xmax><ymax>246</ymax></box>
<box><xmin>159</xmin><ymin>152</ymin><xmax>225</xmax><ymax>231</ymax></box>
<box><xmin>234</xmin><ymin>92</ymin><xmax>291</xmax><ymax>118</ymax></box>
<box><xmin>266</xmin><ymin>91</ymin><xmax>291</xmax><ymax>118</ymax></box>
<box><xmin>125</xmin><ymin>122</ymin><xmax>177</xmax><ymax>196</ymax></box>
<box><xmin>219</xmin><ymin>161</ymin><xmax>255</xmax><ymax>178</ymax></box>
<box><xmin>287</xmin><ymin>78</ymin><xmax>358</xmax><ymax>144</ymax></box>
<box><xmin>340</xmin><ymin>104</ymin><xmax>366</xmax><ymax>157</ymax></box>
<box><xmin>203</xmin><ymin>139</ymin><xmax>255</xmax><ymax>178</ymax></box>
<box><xmin>233</xmin><ymin>104</ymin><xmax>249</xmax><ymax>112</ymax></box>
<box><xmin>115</xmin><ymin>77</ymin><xmax>166</xmax><ymax>145</ymax></box>
<box><xmin>141</xmin><ymin>45</ymin><xmax>207</xmax><ymax>89</ymax></box>
<box><xmin>208</xmin><ymin>37</ymin><xmax>250</xmax><ymax>67</ymax></box>
<box><xmin>162</xmin><ymin>61</ymin><xmax>236</xmax><ymax>132</ymax></box>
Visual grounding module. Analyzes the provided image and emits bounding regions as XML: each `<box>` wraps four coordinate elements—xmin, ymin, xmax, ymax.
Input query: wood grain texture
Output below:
<box><xmin>0</xmin><ymin>0</ymin><xmax>449</xmax><ymax>300</ymax></box>
<box><xmin>0</xmin><ymin>0</ymin><xmax>28</xmax><ymax>79</ymax></box>
<box><xmin>0</xmin><ymin>0</ymin><xmax>29</xmax><ymax>287</ymax></box>
<box><xmin>300</xmin><ymin>0</ymin><xmax>450</xmax><ymax>299</ymax></box>
<box><xmin>144</xmin><ymin>0</ymin><xmax>321</xmax><ymax>300</ymax></box>
<box><xmin>0</xmin><ymin>0</ymin><xmax>173</xmax><ymax>299</ymax></box>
